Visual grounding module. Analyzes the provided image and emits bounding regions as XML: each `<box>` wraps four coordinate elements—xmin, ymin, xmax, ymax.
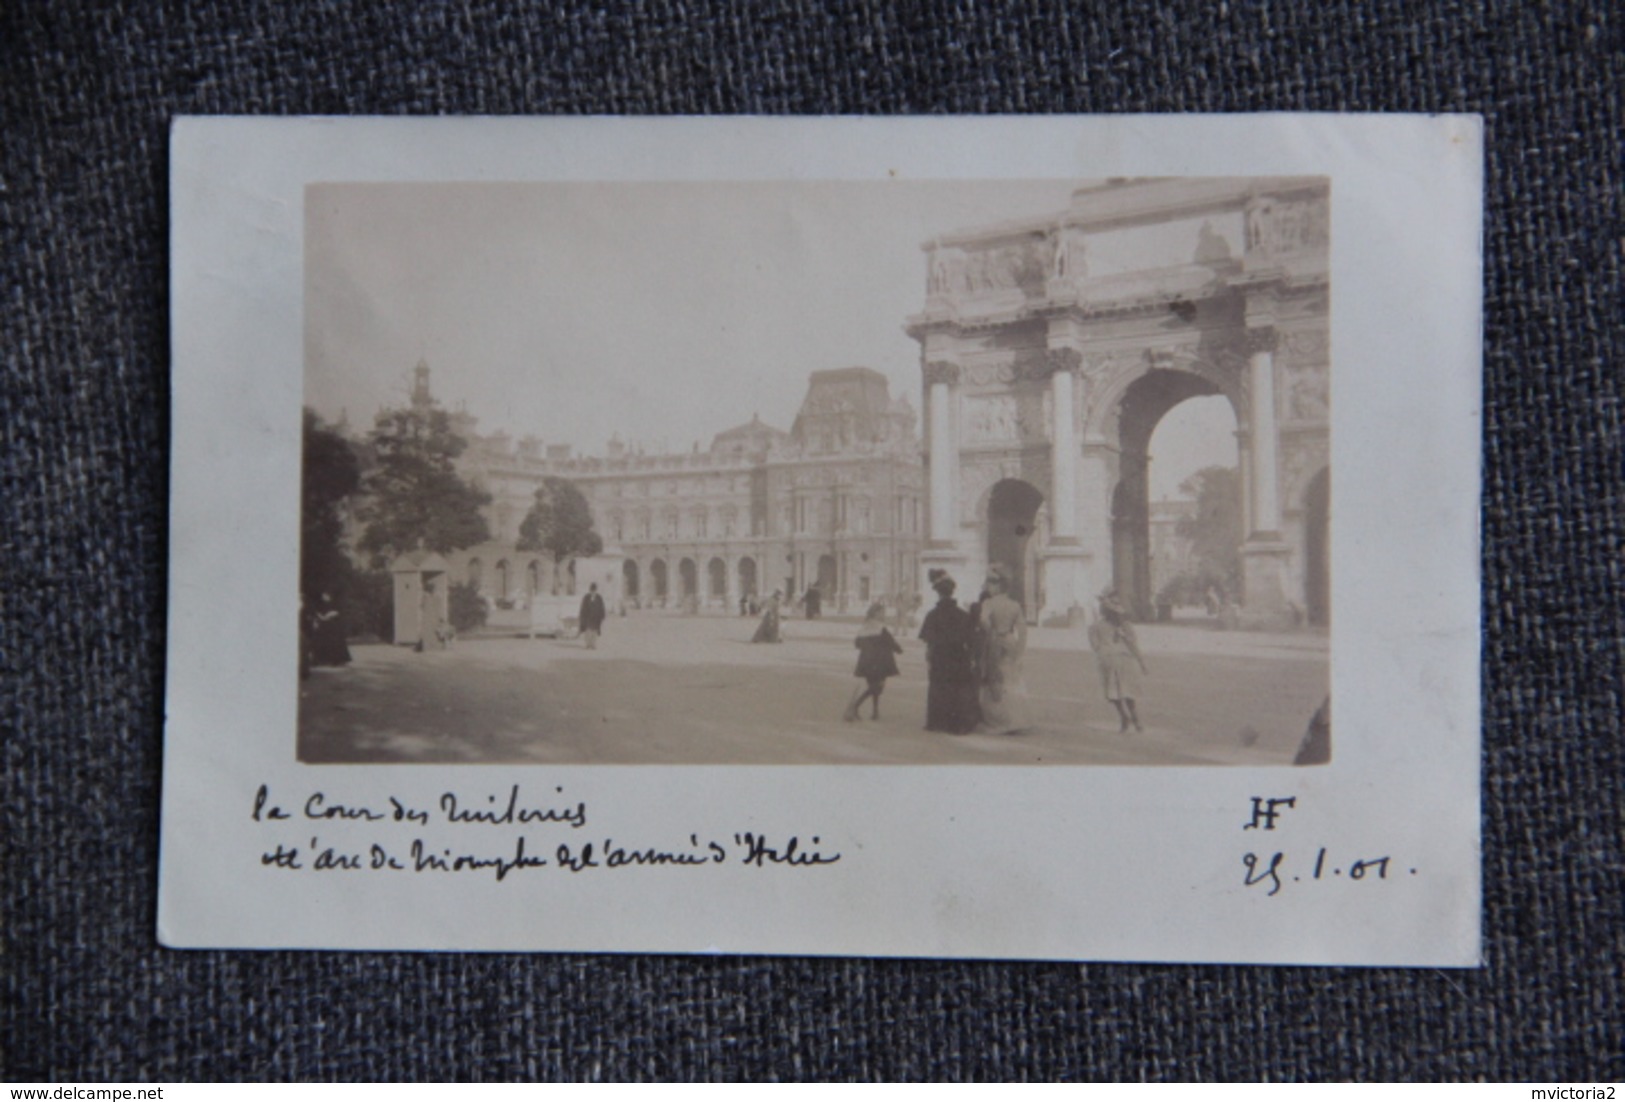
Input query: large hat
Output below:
<box><xmin>931</xmin><ymin>571</ymin><xmax>957</xmax><ymax>596</ymax></box>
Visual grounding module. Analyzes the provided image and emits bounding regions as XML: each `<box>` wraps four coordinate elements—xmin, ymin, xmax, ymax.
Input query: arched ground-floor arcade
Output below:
<box><xmin>612</xmin><ymin>536</ymin><xmax>922</xmax><ymax>614</ymax></box>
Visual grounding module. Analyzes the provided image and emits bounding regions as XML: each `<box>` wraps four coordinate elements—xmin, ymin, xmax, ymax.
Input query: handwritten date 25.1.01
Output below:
<box><xmin>1242</xmin><ymin>848</ymin><xmax>1417</xmax><ymax>897</ymax></box>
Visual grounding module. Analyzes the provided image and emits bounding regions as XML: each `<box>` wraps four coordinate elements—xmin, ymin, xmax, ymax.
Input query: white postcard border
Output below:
<box><xmin>162</xmin><ymin>115</ymin><xmax>1481</xmax><ymax>964</ymax></box>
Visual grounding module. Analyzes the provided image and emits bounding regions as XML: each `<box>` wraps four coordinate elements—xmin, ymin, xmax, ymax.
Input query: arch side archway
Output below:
<box><xmin>986</xmin><ymin>479</ymin><xmax>1045</xmax><ymax>615</ymax></box>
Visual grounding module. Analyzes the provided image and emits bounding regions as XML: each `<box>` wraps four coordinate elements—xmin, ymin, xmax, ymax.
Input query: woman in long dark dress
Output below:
<box><xmin>309</xmin><ymin>591</ymin><xmax>351</xmax><ymax>667</ymax></box>
<box><xmin>751</xmin><ymin>590</ymin><xmax>783</xmax><ymax>643</ymax></box>
<box><xmin>917</xmin><ymin>572</ymin><xmax>980</xmax><ymax>733</ymax></box>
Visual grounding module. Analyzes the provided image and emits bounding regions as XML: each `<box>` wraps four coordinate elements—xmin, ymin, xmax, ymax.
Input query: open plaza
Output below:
<box><xmin>298</xmin><ymin>609</ymin><xmax>1327</xmax><ymax>767</ymax></box>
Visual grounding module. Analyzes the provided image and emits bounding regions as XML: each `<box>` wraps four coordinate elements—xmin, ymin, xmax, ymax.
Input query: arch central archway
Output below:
<box><xmin>1112</xmin><ymin>369</ymin><xmax>1239</xmax><ymax>620</ymax></box>
<box><xmin>987</xmin><ymin>479</ymin><xmax>1044</xmax><ymax>613</ymax></box>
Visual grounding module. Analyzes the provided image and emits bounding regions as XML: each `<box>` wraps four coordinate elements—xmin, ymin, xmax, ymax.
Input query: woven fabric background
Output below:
<box><xmin>3</xmin><ymin>0</ymin><xmax>1620</xmax><ymax>1082</ymax></box>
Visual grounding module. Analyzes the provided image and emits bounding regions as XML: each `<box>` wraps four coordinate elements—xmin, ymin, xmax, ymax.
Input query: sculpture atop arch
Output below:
<box><xmin>907</xmin><ymin>177</ymin><xmax>1330</xmax><ymax>625</ymax></box>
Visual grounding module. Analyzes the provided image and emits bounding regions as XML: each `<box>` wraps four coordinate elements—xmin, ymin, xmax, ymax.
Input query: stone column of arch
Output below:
<box><xmin>1245</xmin><ymin>326</ymin><xmax>1283</xmax><ymax>538</ymax></box>
<box><xmin>1235</xmin><ymin>428</ymin><xmax>1254</xmax><ymax>550</ymax></box>
<box><xmin>1036</xmin><ymin>343</ymin><xmax>1094</xmax><ymax>624</ymax></box>
<box><xmin>1076</xmin><ymin>438</ymin><xmax>1117</xmax><ymax>580</ymax></box>
<box><xmin>923</xmin><ymin>359</ymin><xmax>961</xmax><ymax>546</ymax></box>
<box><xmin>918</xmin><ymin>358</ymin><xmax>971</xmax><ymax>600</ymax></box>
<box><xmin>1240</xmin><ymin>324</ymin><xmax>1293</xmax><ymax>620</ymax></box>
<box><xmin>1048</xmin><ymin>349</ymin><xmax>1081</xmax><ymax>544</ymax></box>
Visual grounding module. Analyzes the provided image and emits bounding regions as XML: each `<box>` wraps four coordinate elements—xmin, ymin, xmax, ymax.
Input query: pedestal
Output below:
<box><xmin>1038</xmin><ymin>542</ymin><xmax>1094</xmax><ymax>626</ymax></box>
<box><xmin>1240</xmin><ymin>537</ymin><xmax>1294</xmax><ymax>628</ymax></box>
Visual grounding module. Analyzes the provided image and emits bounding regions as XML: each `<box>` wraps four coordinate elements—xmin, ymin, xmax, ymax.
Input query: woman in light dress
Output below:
<box><xmin>975</xmin><ymin>566</ymin><xmax>1030</xmax><ymax>735</ymax></box>
<box><xmin>1088</xmin><ymin>590</ymin><xmax>1149</xmax><ymax>732</ymax></box>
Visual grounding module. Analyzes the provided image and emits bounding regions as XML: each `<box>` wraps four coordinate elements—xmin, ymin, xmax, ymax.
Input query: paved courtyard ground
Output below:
<box><xmin>298</xmin><ymin>611</ymin><xmax>1328</xmax><ymax>766</ymax></box>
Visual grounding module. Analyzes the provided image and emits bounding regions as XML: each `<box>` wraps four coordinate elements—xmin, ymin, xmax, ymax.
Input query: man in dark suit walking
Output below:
<box><xmin>578</xmin><ymin>583</ymin><xmax>607</xmax><ymax>650</ymax></box>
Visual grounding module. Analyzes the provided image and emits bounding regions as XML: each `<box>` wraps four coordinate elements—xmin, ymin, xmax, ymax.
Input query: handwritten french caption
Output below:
<box><xmin>252</xmin><ymin>784</ymin><xmax>839</xmax><ymax>882</ymax></box>
<box><xmin>1239</xmin><ymin>796</ymin><xmax>1416</xmax><ymax>897</ymax></box>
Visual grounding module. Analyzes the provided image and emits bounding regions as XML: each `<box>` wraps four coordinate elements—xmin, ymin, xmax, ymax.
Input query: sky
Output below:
<box><xmin>305</xmin><ymin>180</ymin><xmax>1235</xmax><ymax>499</ymax></box>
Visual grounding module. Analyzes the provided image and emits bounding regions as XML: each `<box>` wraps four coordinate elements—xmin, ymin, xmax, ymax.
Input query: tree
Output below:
<box><xmin>356</xmin><ymin>402</ymin><xmax>491</xmax><ymax>562</ymax></box>
<box><xmin>1175</xmin><ymin>465</ymin><xmax>1243</xmax><ymax>596</ymax></box>
<box><xmin>516</xmin><ymin>476</ymin><xmax>603</xmax><ymax>574</ymax></box>
<box><xmin>301</xmin><ymin>408</ymin><xmax>361</xmax><ymax>601</ymax></box>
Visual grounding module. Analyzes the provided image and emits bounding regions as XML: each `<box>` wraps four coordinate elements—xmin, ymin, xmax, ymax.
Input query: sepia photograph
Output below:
<box><xmin>162</xmin><ymin>115</ymin><xmax>1479</xmax><ymax>962</ymax></box>
<box><xmin>299</xmin><ymin>177</ymin><xmax>1331</xmax><ymax>767</ymax></box>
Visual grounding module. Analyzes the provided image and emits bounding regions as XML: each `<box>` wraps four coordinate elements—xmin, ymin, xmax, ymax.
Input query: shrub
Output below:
<box><xmin>449</xmin><ymin>581</ymin><xmax>488</xmax><ymax>633</ymax></box>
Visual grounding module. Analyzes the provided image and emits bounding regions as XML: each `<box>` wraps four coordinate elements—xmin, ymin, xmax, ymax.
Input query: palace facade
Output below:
<box><xmin>419</xmin><ymin>364</ymin><xmax>925</xmax><ymax>615</ymax></box>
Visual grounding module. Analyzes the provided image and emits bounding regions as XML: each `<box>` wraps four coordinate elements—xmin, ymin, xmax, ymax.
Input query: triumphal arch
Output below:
<box><xmin>906</xmin><ymin>177</ymin><xmax>1329</xmax><ymax>625</ymax></box>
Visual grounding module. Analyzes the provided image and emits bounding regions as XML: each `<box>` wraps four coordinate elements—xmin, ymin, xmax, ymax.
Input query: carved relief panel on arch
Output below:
<box><xmin>958</xmin><ymin>347</ymin><xmax>1081</xmax><ymax>391</ymax></box>
<box><xmin>962</xmin><ymin>390</ymin><xmax>1052</xmax><ymax>447</ymax></box>
<box><xmin>961</xmin><ymin>360</ymin><xmax>1011</xmax><ymax>388</ymax></box>
<box><xmin>926</xmin><ymin>237</ymin><xmax>1050</xmax><ymax>302</ymax></box>
<box><xmin>1245</xmin><ymin>194</ymin><xmax>1331</xmax><ymax>258</ymax></box>
<box><xmin>1279</xmin><ymin>327</ymin><xmax>1330</xmax><ymax>425</ymax></box>
<box><xmin>1282</xmin><ymin>438</ymin><xmax>1330</xmax><ymax>509</ymax></box>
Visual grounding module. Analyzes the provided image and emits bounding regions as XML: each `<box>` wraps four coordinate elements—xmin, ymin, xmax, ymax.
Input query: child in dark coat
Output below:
<box><xmin>843</xmin><ymin>603</ymin><xmax>904</xmax><ymax>722</ymax></box>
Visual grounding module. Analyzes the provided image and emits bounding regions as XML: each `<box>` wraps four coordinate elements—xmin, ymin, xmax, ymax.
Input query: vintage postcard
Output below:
<box><xmin>162</xmin><ymin>116</ymin><xmax>1481</xmax><ymax>963</ymax></box>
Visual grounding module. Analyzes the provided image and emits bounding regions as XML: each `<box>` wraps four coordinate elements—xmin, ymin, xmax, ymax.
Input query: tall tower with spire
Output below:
<box><xmin>411</xmin><ymin>358</ymin><xmax>433</xmax><ymax>410</ymax></box>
